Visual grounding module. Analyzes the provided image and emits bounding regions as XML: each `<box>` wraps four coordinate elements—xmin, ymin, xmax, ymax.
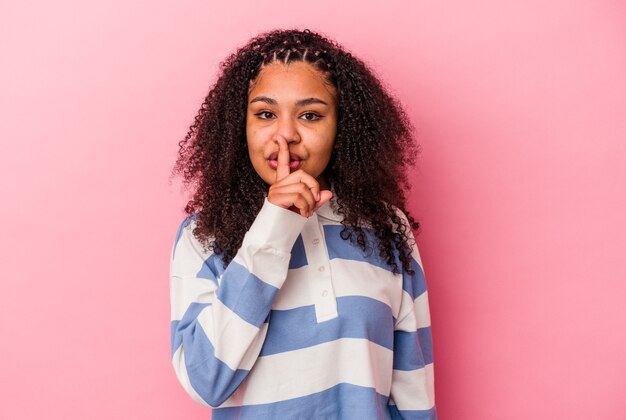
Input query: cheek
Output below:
<box><xmin>316</xmin><ymin>132</ymin><xmax>337</xmax><ymax>155</ymax></box>
<box><xmin>245</xmin><ymin>129</ymin><xmax>262</xmax><ymax>152</ymax></box>
<box><xmin>320</xmin><ymin>122</ymin><xmax>337</xmax><ymax>149</ymax></box>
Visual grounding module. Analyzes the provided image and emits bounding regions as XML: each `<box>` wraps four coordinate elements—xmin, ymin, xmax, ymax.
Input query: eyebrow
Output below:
<box><xmin>249</xmin><ymin>96</ymin><xmax>329</xmax><ymax>107</ymax></box>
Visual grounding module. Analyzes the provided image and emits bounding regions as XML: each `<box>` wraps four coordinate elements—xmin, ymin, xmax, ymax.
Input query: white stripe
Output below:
<box><xmin>196</xmin><ymin>298</ymin><xmax>269</xmax><ymax>371</ymax></box>
<box><xmin>332</xmin><ymin>259</ymin><xmax>401</xmax><ymax>312</ymax></box>
<box><xmin>389</xmin><ymin>362</ymin><xmax>435</xmax><ymax>410</ymax></box>
<box><xmin>270</xmin><ymin>258</ymin><xmax>401</xmax><ymax>314</ymax></box>
<box><xmin>413</xmin><ymin>291</ymin><xmax>432</xmax><ymax>329</ymax></box>
<box><xmin>270</xmin><ymin>267</ymin><xmax>316</xmax><ymax>309</ymax></box>
<box><xmin>410</xmin><ymin>243</ymin><xmax>424</xmax><ymax>272</ymax></box>
<box><xmin>218</xmin><ymin>337</ymin><xmax>393</xmax><ymax>407</ymax></box>
<box><xmin>171</xmin><ymin>345</ymin><xmax>211</xmax><ymax>407</ymax></box>
<box><xmin>231</xmin><ymin>245</ymin><xmax>291</xmax><ymax>289</ymax></box>
<box><xmin>395</xmin><ymin>290</ymin><xmax>432</xmax><ymax>331</ymax></box>
<box><xmin>170</xmin><ymin>275</ymin><xmax>217</xmax><ymax>321</ymax></box>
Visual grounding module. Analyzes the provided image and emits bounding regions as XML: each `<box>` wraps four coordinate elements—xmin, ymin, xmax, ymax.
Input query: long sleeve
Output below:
<box><xmin>388</xmin><ymin>211</ymin><xmax>437</xmax><ymax>419</ymax></box>
<box><xmin>169</xmin><ymin>197</ymin><xmax>308</xmax><ymax>408</ymax></box>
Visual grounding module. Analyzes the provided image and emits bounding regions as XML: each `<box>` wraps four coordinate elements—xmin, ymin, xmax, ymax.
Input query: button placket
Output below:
<box><xmin>300</xmin><ymin>212</ymin><xmax>337</xmax><ymax>322</ymax></box>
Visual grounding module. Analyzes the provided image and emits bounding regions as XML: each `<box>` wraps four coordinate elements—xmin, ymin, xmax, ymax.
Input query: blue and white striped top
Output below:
<box><xmin>169</xmin><ymin>192</ymin><xmax>437</xmax><ymax>419</ymax></box>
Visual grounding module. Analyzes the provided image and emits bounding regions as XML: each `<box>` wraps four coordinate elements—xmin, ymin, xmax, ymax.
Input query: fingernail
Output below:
<box><xmin>316</xmin><ymin>192</ymin><xmax>320</xmax><ymax>201</ymax></box>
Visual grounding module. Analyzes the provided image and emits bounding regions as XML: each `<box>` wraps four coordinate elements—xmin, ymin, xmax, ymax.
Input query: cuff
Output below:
<box><xmin>243</xmin><ymin>197</ymin><xmax>309</xmax><ymax>253</ymax></box>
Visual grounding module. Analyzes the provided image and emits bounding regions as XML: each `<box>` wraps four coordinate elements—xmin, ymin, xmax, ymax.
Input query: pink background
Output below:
<box><xmin>2</xmin><ymin>0</ymin><xmax>625</xmax><ymax>419</ymax></box>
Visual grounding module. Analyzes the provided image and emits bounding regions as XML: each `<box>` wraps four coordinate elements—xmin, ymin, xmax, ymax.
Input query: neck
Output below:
<box><xmin>317</xmin><ymin>175</ymin><xmax>330</xmax><ymax>191</ymax></box>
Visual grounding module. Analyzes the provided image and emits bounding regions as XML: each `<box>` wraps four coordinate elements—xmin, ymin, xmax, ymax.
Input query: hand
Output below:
<box><xmin>267</xmin><ymin>135</ymin><xmax>333</xmax><ymax>217</ymax></box>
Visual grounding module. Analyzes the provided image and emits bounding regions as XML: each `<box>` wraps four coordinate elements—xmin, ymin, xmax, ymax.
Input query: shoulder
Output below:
<box><xmin>385</xmin><ymin>202</ymin><xmax>423</xmax><ymax>268</ymax></box>
<box><xmin>171</xmin><ymin>213</ymin><xmax>213</xmax><ymax>261</ymax></box>
<box><xmin>385</xmin><ymin>202</ymin><xmax>412</xmax><ymax>234</ymax></box>
<box><xmin>170</xmin><ymin>213</ymin><xmax>222</xmax><ymax>278</ymax></box>
<box><xmin>173</xmin><ymin>213</ymin><xmax>200</xmax><ymax>244</ymax></box>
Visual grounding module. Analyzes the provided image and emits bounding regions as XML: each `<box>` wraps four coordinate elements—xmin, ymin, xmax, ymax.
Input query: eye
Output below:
<box><xmin>301</xmin><ymin>112</ymin><xmax>322</xmax><ymax>121</ymax></box>
<box><xmin>254</xmin><ymin>111</ymin><xmax>323</xmax><ymax>121</ymax></box>
<box><xmin>255</xmin><ymin>111</ymin><xmax>275</xmax><ymax>120</ymax></box>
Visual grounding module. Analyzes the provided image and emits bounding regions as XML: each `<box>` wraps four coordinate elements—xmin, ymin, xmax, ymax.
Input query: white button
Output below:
<box><xmin>318</xmin><ymin>266</ymin><xmax>325</xmax><ymax>272</ymax></box>
<box><xmin>312</xmin><ymin>238</ymin><xmax>320</xmax><ymax>245</ymax></box>
<box><xmin>322</xmin><ymin>290</ymin><xmax>328</xmax><ymax>297</ymax></box>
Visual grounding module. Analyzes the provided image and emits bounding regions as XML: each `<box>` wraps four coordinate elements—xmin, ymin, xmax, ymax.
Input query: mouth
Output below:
<box><xmin>267</xmin><ymin>151</ymin><xmax>303</xmax><ymax>170</ymax></box>
<box><xmin>268</xmin><ymin>158</ymin><xmax>302</xmax><ymax>170</ymax></box>
<box><xmin>268</xmin><ymin>151</ymin><xmax>303</xmax><ymax>161</ymax></box>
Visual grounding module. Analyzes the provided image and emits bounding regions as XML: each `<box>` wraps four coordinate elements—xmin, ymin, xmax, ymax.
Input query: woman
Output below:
<box><xmin>169</xmin><ymin>28</ymin><xmax>437</xmax><ymax>419</ymax></box>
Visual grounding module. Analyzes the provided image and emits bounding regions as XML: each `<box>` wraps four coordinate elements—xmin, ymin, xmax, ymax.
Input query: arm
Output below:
<box><xmin>169</xmin><ymin>197</ymin><xmax>308</xmax><ymax>407</ymax></box>
<box><xmin>388</xmin><ymin>210</ymin><xmax>437</xmax><ymax>420</ymax></box>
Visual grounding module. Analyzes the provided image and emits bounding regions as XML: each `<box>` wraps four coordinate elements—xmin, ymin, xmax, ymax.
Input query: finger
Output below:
<box><xmin>281</xmin><ymin>169</ymin><xmax>321</xmax><ymax>202</ymax></box>
<box><xmin>310</xmin><ymin>190</ymin><xmax>333</xmax><ymax>213</ymax></box>
<box><xmin>275</xmin><ymin>135</ymin><xmax>290</xmax><ymax>182</ymax></box>
<box><xmin>269</xmin><ymin>182</ymin><xmax>317</xmax><ymax>215</ymax></box>
<box><xmin>292</xmin><ymin>194</ymin><xmax>313</xmax><ymax>217</ymax></box>
<box><xmin>270</xmin><ymin>193</ymin><xmax>311</xmax><ymax>218</ymax></box>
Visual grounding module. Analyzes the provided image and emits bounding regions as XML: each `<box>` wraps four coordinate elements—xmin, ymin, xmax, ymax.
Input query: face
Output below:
<box><xmin>246</xmin><ymin>60</ymin><xmax>338</xmax><ymax>189</ymax></box>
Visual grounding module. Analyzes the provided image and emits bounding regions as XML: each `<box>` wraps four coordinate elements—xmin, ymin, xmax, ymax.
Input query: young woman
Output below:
<box><xmin>169</xmin><ymin>28</ymin><xmax>437</xmax><ymax>419</ymax></box>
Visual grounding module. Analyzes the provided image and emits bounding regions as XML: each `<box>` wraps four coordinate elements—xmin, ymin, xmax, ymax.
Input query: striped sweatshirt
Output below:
<box><xmin>169</xmin><ymin>192</ymin><xmax>437</xmax><ymax>419</ymax></box>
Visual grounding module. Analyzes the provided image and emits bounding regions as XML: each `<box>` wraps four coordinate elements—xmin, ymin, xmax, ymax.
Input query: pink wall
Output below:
<box><xmin>1</xmin><ymin>0</ymin><xmax>624</xmax><ymax>418</ymax></box>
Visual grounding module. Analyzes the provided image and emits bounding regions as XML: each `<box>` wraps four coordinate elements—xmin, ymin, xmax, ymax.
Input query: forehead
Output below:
<box><xmin>248</xmin><ymin>61</ymin><xmax>336</xmax><ymax>100</ymax></box>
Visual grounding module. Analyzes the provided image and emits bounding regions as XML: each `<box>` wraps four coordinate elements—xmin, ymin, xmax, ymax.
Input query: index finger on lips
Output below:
<box><xmin>275</xmin><ymin>135</ymin><xmax>290</xmax><ymax>182</ymax></box>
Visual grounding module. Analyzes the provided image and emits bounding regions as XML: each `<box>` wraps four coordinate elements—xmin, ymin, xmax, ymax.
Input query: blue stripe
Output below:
<box><xmin>215</xmin><ymin>260</ymin><xmax>280</xmax><ymax>328</ymax></box>
<box><xmin>211</xmin><ymin>382</ymin><xmax>392</xmax><ymax>419</ymax></box>
<box><xmin>389</xmin><ymin>404</ymin><xmax>437</xmax><ymax>420</ymax></box>
<box><xmin>323</xmin><ymin>224</ymin><xmax>427</xmax><ymax>300</ymax></box>
<box><xmin>392</xmin><ymin>327</ymin><xmax>433</xmax><ymax>369</ymax></box>
<box><xmin>170</xmin><ymin>320</ymin><xmax>180</xmax><ymax>358</ymax></box>
<box><xmin>179</xmin><ymin>315</ymin><xmax>252</xmax><ymax>407</ymax></box>
<box><xmin>171</xmin><ymin>214</ymin><xmax>196</xmax><ymax>260</ymax></box>
<box><xmin>324</xmin><ymin>225</ymin><xmax>396</xmax><ymax>272</ymax></box>
<box><xmin>402</xmin><ymin>256</ymin><xmax>427</xmax><ymax>299</ymax></box>
<box><xmin>288</xmin><ymin>234</ymin><xmax>308</xmax><ymax>269</ymax></box>
<box><xmin>260</xmin><ymin>296</ymin><xmax>396</xmax><ymax>355</ymax></box>
<box><xmin>171</xmin><ymin>302</ymin><xmax>210</xmax><ymax>357</ymax></box>
<box><xmin>197</xmin><ymin>253</ymin><xmax>221</xmax><ymax>285</ymax></box>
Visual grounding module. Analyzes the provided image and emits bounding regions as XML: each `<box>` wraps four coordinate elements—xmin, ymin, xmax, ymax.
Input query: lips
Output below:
<box><xmin>268</xmin><ymin>151</ymin><xmax>302</xmax><ymax>161</ymax></box>
<box><xmin>268</xmin><ymin>159</ymin><xmax>302</xmax><ymax>170</ymax></box>
<box><xmin>267</xmin><ymin>151</ymin><xmax>303</xmax><ymax>171</ymax></box>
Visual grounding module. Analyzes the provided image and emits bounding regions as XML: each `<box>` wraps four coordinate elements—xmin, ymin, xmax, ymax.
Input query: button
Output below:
<box><xmin>312</xmin><ymin>238</ymin><xmax>320</xmax><ymax>245</ymax></box>
<box><xmin>322</xmin><ymin>290</ymin><xmax>328</xmax><ymax>297</ymax></box>
<box><xmin>318</xmin><ymin>266</ymin><xmax>325</xmax><ymax>272</ymax></box>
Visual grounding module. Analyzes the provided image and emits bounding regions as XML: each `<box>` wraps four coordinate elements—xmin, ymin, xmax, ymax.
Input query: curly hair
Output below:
<box><xmin>169</xmin><ymin>27</ymin><xmax>423</xmax><ymax>276</ymax></box>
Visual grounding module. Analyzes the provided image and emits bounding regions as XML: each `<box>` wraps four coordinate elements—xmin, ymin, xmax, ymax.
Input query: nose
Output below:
<box><xmin>275</xmin><ymin>116</ymin><xmax>301</xmax><ymax>144</ymax></box>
